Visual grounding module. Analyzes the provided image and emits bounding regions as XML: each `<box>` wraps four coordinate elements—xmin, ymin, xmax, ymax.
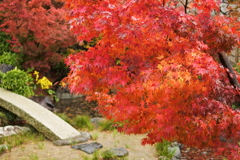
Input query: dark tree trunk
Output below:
<box><xmin>218</xmin><ymin>52</ymin><xmax>240</xmax><ymax>88</ymax></box>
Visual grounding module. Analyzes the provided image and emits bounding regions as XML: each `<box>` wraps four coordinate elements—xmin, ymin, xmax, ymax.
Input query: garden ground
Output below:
<box><xmin>0</xmin><ymin>129</ymin><xmax>226</xmax><ymax>160</ymax></box>
<box><xmin>0</xmin><ymin>130</ymin><xmax>158</xmax><ymax>160</ymax></box>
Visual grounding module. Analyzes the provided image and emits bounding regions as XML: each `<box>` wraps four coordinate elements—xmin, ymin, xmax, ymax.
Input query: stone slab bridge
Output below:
<box><xmin>0</xmin><ymin>88</ymin><xmax>81</xmax><ymax>141</ymax></box>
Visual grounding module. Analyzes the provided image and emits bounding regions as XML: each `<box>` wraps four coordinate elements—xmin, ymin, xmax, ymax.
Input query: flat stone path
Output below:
<box><xmin>0</xmin><ymin>88</ymin><xmax>81</xmax><ymax>141</ymax></box>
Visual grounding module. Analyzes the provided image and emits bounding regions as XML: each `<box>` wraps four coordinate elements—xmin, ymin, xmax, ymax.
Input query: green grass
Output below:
<box><xmin>37</xmin><ymin>142</ymin><xmax>45</xmax><ymax>150</ymax></box>
<box><xmin>82</xmin><ymin>156</ymin><xmax>91</xmax><ymax>160</ymax></box>
<box><xmin>57</xmin><ymin>113</ymin><xmax>121</xmax><ymax>132</ymax></box>
<box><xmin>0</xmin><ymin>131</ymin><xmax>44</xmax><ymax>154</ymax></box>
<box><xmin>91</xmin><ymin>131</ymin><xmax>99</xmax><ymax>140</ymax></box>
<box><xmin>72</xmin><ymin>115</ymin><xmax>94</xmax><ymax>131</ymax></box>
<box><xmin>99</xmin><ymin>119</ymin><xmax>117</xmax><ymax>131</ymax></box>
<box><xmin>155</xmin><ymin>140</ymin><xmax>175</xmax><ymax>160</ymax></box>
<box><xmin>101</xmin><ymin>150</ymin><xmax>117</xmax><ymax>160</ymax></box>
<box><xmin>113</xmin><ymin>129</ymin><xmax>118</xmax><ymax>139</ymax></box>
<box><xmin>57</xmin><ymin>113</ymin><xmax>94</xmax><ymax>131</ymax></box>
<box><xmin>81</xmin><ymin>149</ymin><xmax>129</xmax><ymax>160</ymax></box>
<box><xmin>28</xmin><ymin>153</ymin><xmax>39</xmax><ymax>160</ymax></box>
<box><xmin>92</xmin><ymin>150</ymin><xmax>101</xmax><ymax>160</ymax></box>
<box><xmin>56</xmin><ymin>113</ymin><xmax>73</xmax><ymax>124</ymax></box>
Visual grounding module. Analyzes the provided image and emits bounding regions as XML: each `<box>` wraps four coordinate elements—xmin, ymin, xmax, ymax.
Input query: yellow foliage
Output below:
<box><xmin>37</xmin><ymin>77</ymin><xmax>52</xmax><ymax>89</ymax></box>
<box><xmin>33</xmin><ymin>70</ymin><xmax>39</xmax><ymax>81</ymax></box>
<box><xmin>34</xmin><ymin>70</ymin><xmax>52</xmax><ymax>89</ymax></box>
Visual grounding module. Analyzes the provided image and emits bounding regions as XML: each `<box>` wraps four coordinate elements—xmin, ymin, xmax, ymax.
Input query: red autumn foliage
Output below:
<box><xmin>62</xmin><ymin>0</ymin><xmax>240</xmax><ymax>159</ymax></box>
<box><xmin>0</xmin><ymin>0</ymin><xmax>76</xmax><ymax>73</ymax></box>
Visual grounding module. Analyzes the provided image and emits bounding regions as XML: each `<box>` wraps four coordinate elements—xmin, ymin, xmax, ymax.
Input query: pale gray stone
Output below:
<box><xmin>0</xmin><ymin>126</ymin><xmax>16</xmax><ymax>137</ymax></box>
<box><xmin>0</xmin><ymin>125</ymin><xmax>30</xmax><ymax>137</ymax></box>
<box><xmin>0</xmin><ymin>88</ymin><xmax>81</xmax><ymax>141</ymax></box>
<box><xmin>15</xmin><ymin>126</ymin><xmax>31</xmax><ymax>133</ymax></box>
<box><xmin>53</xmin><ymin>132</ymin><xmax>91</xmax><ymax>146</ymax></box>
<box><xmin>168</xmin><ymin>146</ymin><xmax>181</xmax><ymax>159</ymax></box>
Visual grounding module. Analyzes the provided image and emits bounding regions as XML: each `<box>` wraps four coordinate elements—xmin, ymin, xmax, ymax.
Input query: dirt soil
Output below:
<box><xmin>0</xmin><ymin>130</ymin><xmax>158</xmax><ymax>160</ymax></box>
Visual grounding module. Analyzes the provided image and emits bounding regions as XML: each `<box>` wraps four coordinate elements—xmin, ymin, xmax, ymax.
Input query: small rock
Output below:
<box><xmin>72</xmin><ymin>142</ymin><xmax>103</xmax><ymax>154</ymax></box>
<box><xmin>0</xmin><ymin>125</ymin><xmax>30</xmax><ymax>138</ymax></box>
<box><xmin>53</xmin><ymin>139</ymin><xmax>73</xmax><ymax>146</ymax></box>
<box><xmin>56</xmin><ymin>86</ymin><xmax>83</xmax><ymax>100</ymax></box>
<box><xmin>171</xmin><ymin>142</ymin><xmax>179</xmax><ymax>147</ymax></box>
<box><xmin>171</xmin><ymin>141</ymin><xmax>183</xmax><ymax>149</ymax></box>
<box><xmin>53</xmin><ymin>132</ymin><xmax>91</xmax><ymax>146</ymax></box>
<box><xmin>90</xmin><ymin>117</ymin><xmax>106</xmax><ymax>126</ymax></box>
<box><xmin>0</xmin><ymin>64</ymin><xmax>14</xmax><ymax>73</ymax></box>
<box><xmin>13</xmin><ymin>126</ymin><xmax>31</xmax><ymax>133</ymax></box>
<box><xmin>202</xmin><ymin>151</ymin><xmax>208</xmax><ymax>155</ymax></box>
<box><xmin>168</xmin><ymin>146</ymin><xmax>181</xmax><ymax>159</ymax></box>
<box><xmin>30</xmin><ymin>96</ymin><xmax>54</xmax><ymax>111</ymax></box>
<box><xmin>106</xmin><ymin>147</ymin><xmax>129</xmax><ymax>157</ymax></box>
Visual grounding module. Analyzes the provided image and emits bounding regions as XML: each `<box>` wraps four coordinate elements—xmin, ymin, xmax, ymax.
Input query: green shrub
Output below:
<box><xmin>0</xmin><ymin>52</ymin><xmax>23</xmax><ymax>68</ymax></box>
<box><xmin>155</xmin><ymin>140</ymin><xmax>175</xmax><ymax>160</ymax></box>
<box><xmin>57</xmin><ymin>114</ymin><xmax>94</xmax><ymax>130</ymax></box>
<box><xmin>91</xmin><ymin>150</ymin><xmax>101</xmax><ymax>160</ymax></box>
<box><xmin>234</xmin><ymin>62</ymin><xmax>240</xmax><ymax>73</ymax></box>
<box><xmin>0</xmin><ymin>68</ymin><xmax>34</xmax><ymax>97</ymax></box>
<box><xmin>57</xmin><ymin>113</ymin><xmax>73</xmax><ymax>124</ymax></box>
<box><xmin>99</xmin><ymin>119</ymin><xmax>117</xmax><ymax>131</ymax></box>
<box><xmin>0</xmin><ymin>32</ymin><xmax>11</xmax><ymax>54</ymax></box>
<box><xmin>72</xmin><ymin>115</ymin><xmax>94</xmax><ymax>130</ymax></box>
<box><xmin>232</xmin><ymin>104</ymin><xmax>240</xmax><ymax>109</ymax></box>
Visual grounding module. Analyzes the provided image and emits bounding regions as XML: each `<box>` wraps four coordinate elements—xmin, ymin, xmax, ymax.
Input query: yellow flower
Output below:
<box><xmin>33</xmin><ymin>70</ymin><xmax>39</xmax><ymax>81</ymax></box>
<box><xmin>37</xmin><ymin>76</ymin><xmax>52</xmax><ymax>89</ymax></box>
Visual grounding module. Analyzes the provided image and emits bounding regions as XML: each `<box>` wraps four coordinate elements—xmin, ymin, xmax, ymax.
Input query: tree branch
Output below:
<box><xmin>218</xmin><ymin>52</ymin><xmax>240</xmax><ymax>88</ymax></box>
<box><xmin>179</xmin><ymin>0</ymin><xmax>189</xmax><ymax>14</ymax></box>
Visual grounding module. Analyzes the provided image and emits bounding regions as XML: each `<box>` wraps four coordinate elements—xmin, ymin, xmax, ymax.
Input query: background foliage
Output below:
<box><xmin>0</xmin><ymin>68</ymin><xmax>34</xmax><ymax>97</ymax></box>
<box><xmin>0</xmin><ymin>0</ymin><xmax>77</xmax><ymax>74</ymax></box>
<box><xmin>62</xmin><ymin>0</ymin><xmax>240</xmax><ymax>159</ymax></box>
<box><xmin>0</xmin><ymin>52</ymin><xmax>23</xmax><ymax>68</ymax></box>
<box><xmin>0</xmin><ymin>32</ymin><xmax>11</xmax><ymax>54</ymax></box>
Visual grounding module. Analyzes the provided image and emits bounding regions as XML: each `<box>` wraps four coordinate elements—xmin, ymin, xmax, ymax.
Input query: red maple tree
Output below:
<box><xmin>0</xmin><ymin>0</ymin><xmax>77</xmax><ymax>73</ymax></box>
<box><xmin>62</xmin><ymin>0</ymin><xmax>240</xmax><ymax>159</ymax></box>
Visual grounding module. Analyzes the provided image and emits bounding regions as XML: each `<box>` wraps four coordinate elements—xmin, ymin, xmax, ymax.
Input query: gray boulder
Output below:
<box><xmin>0</xmin><ymin>64</ymin><xmax>14</xmax><ymax>73</ymax></box>
<box><xmin>30</xmin><ymin>96</ymin><xmax>54</xmax><ymax>111</ymax></box>
<box><xmin>106</xmin><ymin>147</ymin><xmax>129</xmax><ymax>157</ymax></box>
<box><xmin>168</xmin><ymin>146</ymin><xmax>181</xmax><ymax>160</ymax></box>
<box><xmin>71</xmin><ymin>142</ymin><xmax>103</xmax><ymax>154</ymax></box>
<box><xmin>56</xmin><ymin>86</ymin><xmax>83</xmax><ymax>100</ymax></box>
